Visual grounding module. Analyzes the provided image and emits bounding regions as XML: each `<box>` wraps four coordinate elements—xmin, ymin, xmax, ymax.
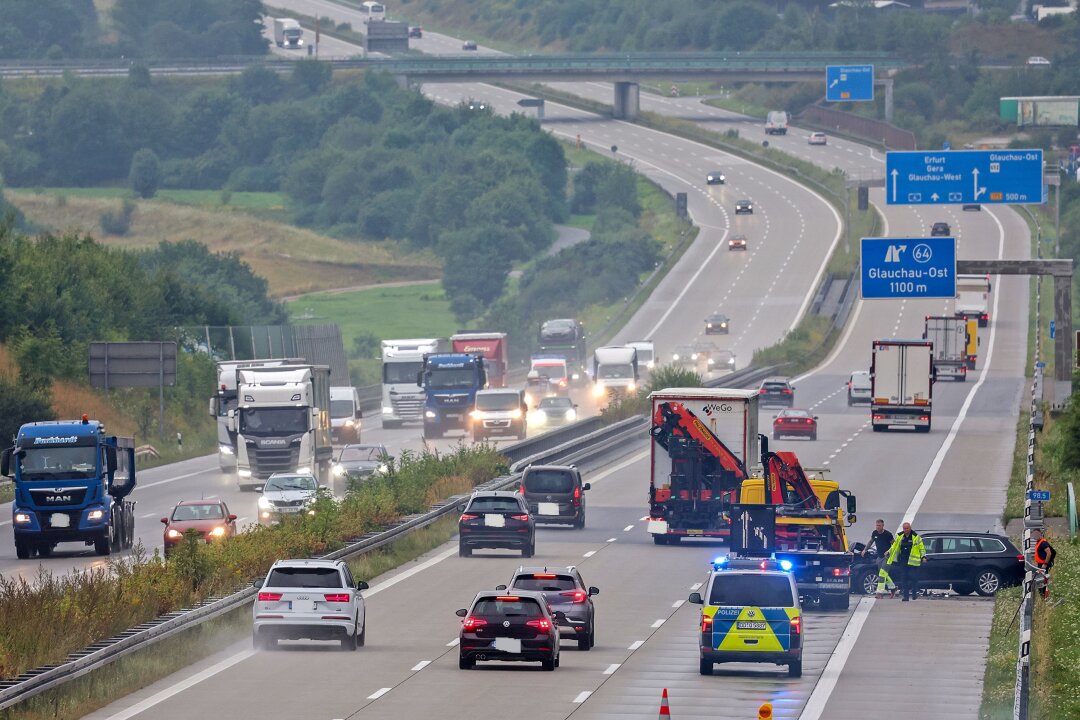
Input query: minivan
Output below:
<box><xmin>520</xmin><ymin>464</ymin><xmax>589</xmax><ymax>529</ymax></box>
<box><xmin>471</xmin><ymin>389</ymin><xmax>527</xmax><ymax>441</ymax></box>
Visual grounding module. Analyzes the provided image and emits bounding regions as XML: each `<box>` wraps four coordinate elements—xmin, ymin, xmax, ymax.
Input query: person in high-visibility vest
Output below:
<box><xmin>874</xmin><ymin>562</ymin><xmax>897</xmax><ymax>598</ymax></box>
<box><xmin>886</xmin><ymin>522</ymin><xmax>927</xmax><ymax>601</ymax></box>
<box><xmin>1033</xmin><ymin>529</ymin><xmax>1057</xmax><ymax>599</ymax></box>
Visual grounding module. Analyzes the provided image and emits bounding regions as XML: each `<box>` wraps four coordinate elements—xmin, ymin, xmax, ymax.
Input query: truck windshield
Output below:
<box><xmin>330</xmin><ymin>400</ymin><xmax>355</xmax><ymax>419</ymax></box>
<box><xmin>427</xmin><ymin>367</ymin><xmax>476</xmax><ymax>389</ymax></box>
<box><xmin>18</xmin><ymin>446</ymin><xmax>97</xmax><ymax>478</ymax></box>
<box><xmin>240</xmin><ymin>408</ymin><xmax>308</xmax><ymax>434</ymax></box>
<box><xmin>383</xmin><ymin>361</ymin><xmax>422</xmax><ymax>385</ymax></box>
<box><xmin>597</xmin><ymin>365</ymin><xmax>633</xmax><ymax>379</ymax></box>
<box><xmin>634</xmin><ymin>350</ymin><xmax>653</xmax><ymax>363</ymax></box>
<box><xmin>532</xmin><ymin>364</ymin><xmax>566</xmax><ymax>380</ymax></box>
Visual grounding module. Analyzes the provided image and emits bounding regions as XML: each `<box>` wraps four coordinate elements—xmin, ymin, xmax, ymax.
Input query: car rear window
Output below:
<box><xmin>267</xmin><ymin>567</ymin><xmax>343</xmax><ymax>588</ymax></box>
<box><xmin>511</xmin><ymin>575</ymin><xmax>577</xmax><ymax>592</ymax></box>
<box><xmin>467</xmin><ymin>496</ymin><xmax>522</xmax><ymax>513</ymax></box>
<box><xmin>763</xmin><ymin>383</ymin><xmax>788</xmax><ymax>391</ymax></box>
<box><xmin>472</xmin><ymin>597</ymin><xmax>543</xmax><ymax>617</ymax></box>
<box><xmin>708</xmin><ymin>574</ymin><xmax>795</xmax><ymax>607</ymax></box>
<box><xmin>523</xmin><ymin>470</ymin><xmax>576</xmax><ymax>494</ymax></box>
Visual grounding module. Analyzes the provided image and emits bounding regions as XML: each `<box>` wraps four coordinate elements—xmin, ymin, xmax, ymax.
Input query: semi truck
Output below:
<box><xmin>230</xmin><ymin>364</ymin><xmax>333</xmax><ymax>489</ymax></box>
<box><xmin>591</xmin><ymin>346</ymin><xmax>639</xmax><ymax>401</ymax></box>
<box><xmin>955</xmin><ymin>274</ymin><xmax>992</xmax><ymax>327</ymax></box>
<box><xmin>418</xmin><ymin>353</ymin><xmax>487</xmax><ymax>439</ymax></box>
<box><xmin>538</xmin><ymin>318</ymin><xmax>587</xmax><ymax>382</ymax></box>
<box><xmin>330</xmin><ymin>386</ymin><xmax>363</xmax><ymax>442</ymax></box>
<box><xmin>451</xmin><ymin>332</ymin><xmax>508</xmax><ymax>388</ymax></box>
<box><xmin>924</xmin><ymin>316</ymin><xmax>969</xmax><ymax>381</ymax></box>
<box><xmin>380</xmin><ymin>338</ymin><xmax>441</xmax><ymax>428</ymax></box>
<box><xmin>4</xmin><ymin>417</ymin><xmax>136</xmax><ymax>559</ymax></box>
<box><xmin>273</xmin><ymin>18</ymin><xmax>304</xmax><ymax>48</ymax></box>
<box><xmin>870</xmin><ymin>340</ymin><xmax>935</xmax><ymax>432</ymax></box>
<box><xmin>210</xmin><ymin>358</ymin><xmax>303</xmax><ymax>473</ymax></box>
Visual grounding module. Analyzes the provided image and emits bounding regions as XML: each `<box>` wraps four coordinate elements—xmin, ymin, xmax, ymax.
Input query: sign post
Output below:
<box><xmin>885</xmin><ymin>149</ymin><xmax>1044</xmax><ymax>205</ymax></box>
<box><xmin>861</xmin><ymin>237</ymin><xmax>957</xmax><ymax>299</ymax></box>
<box><xmin>826</xmin><ymin>64</ymin><xmax>874</xmax><ymax>102</ymax></box>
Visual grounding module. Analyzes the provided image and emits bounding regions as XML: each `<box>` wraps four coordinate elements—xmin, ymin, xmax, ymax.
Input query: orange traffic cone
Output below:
<box><xmin>659</xmin><ymin>688</ymin><xmax>671</xmax><ymax>718</ymax></box>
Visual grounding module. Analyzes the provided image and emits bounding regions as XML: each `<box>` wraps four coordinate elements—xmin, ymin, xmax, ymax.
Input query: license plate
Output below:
<box><xmin>290</xmin><ymin>600</ymin><xmax>317</xmax><ymax>613</ymax></box>
<box><xmin>447</xmin><ymin>413</ymin><xmax>462</xmax><ymax>420</ymax></box>
<box><xmin>51</xmin><ymin>513</ymin><xmax>70</xmax><ymax>528</ymax></box>
<box><xmin>484</xmin><ymin>514</ymin><xmax>506</xmax><ymax>528</ymax></box>
<box><xmin>493</xmin><ymin>637</ymin><xmax>521</xmax><ymax>653</ymax></box>
<box><xmin>538</xmin><ymin>503</ymin><xmax>559</xmax><ymax>516</ymax></box>
<box><xmin>687</xmin><ymin>529</ymin><xmax>703</xmax><ymax>535</ymax></box>
<box><xmin>815</xmin><ymin>576</ymin><xmax>823</xmax><ymax>582</ymax></box>
<box><xmin>736</xmin><ymin>621</ymin><xmax>767</xmax><ymax>630</ymax></box>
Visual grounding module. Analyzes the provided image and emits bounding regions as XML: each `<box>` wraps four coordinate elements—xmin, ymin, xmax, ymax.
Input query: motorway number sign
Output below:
<box><xmin>825</xmin><ymin>64</ymin><xmax>874</xmax><ymax>102</ymax></box>
<box><xmin>885</xmin><ymin>149</ymin><xmax>1044</xmax><ymax>205</ymax></box>
<box><xmin>861</xmin><ymin>237</ymin><xmax>957</xmax><ymax>299</ymax></box>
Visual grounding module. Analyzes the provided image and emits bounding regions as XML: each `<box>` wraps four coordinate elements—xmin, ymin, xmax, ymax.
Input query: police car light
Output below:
<box><xmin>779</xmin><ymin>559</ymin><xmax>794</xmax><ymax>571</ymax></box>
<box><xmin>712</xmin><ymin>555</ymin><xmax>729</xmax><ymax>568</ymax></box>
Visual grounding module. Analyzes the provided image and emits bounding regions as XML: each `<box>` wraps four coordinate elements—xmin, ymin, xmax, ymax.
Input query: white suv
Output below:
<box><xmin>252</xmin><ymin>559</ymin><xmax>368</xmax><ymax>650</ymax></box>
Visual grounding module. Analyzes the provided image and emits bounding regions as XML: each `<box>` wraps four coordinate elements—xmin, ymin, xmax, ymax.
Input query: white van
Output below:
<box><xmin>330</xmin><ymin>386</ymin><xmax>362</xmax><ymax>442</ymax></box>
<box><xmin>847</xmin><ymin>371</ymin><xmax>871</xmax><ymax>406</ymax></box>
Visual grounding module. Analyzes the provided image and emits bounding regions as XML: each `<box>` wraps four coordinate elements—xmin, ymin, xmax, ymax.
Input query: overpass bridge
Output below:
<box><xmin>0</xmin><ymin>51</ymin><xmax>909</xmax><ymax>119</ymax></box>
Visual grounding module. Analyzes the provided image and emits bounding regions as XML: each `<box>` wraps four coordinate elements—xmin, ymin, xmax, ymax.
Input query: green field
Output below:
<box><xmin>285</xmin><ymin>282</ymin><xmax>458</xmax><ymax>350</ymax></box>
<box><xmin>15</xmin><ymin>187</ymin><xmax>288</xmax><ymax>212</ymax></box>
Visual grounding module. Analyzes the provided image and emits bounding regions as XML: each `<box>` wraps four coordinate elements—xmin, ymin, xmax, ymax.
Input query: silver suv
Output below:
<box><xmin>252</xmin><ymin>559</ymin><xmax>368</xmax><ymax>650</ymax></box>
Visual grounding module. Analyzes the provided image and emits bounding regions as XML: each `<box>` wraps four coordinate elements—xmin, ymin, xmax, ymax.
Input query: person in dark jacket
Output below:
<box><xmin>886</xmin><ymin>522</ymin><xmax>927</xmax><ymax>601</ymax></box>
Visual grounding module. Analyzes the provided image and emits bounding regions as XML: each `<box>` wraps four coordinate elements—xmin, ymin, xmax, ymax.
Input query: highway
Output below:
<box><xmin>22</xmin><ymin>12</ymin><xmax>1032</xmax><ymax>720</ymax></box>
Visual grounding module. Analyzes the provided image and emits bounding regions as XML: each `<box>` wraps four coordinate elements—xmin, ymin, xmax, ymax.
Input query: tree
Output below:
<box><xmin>129</xmin><ymin>148</ymin><xmax>161</xmax><ymax>198</ymax></box>
<box><xmin>291</xmin><ymin>60</ymin><xmax>332</xmax><ymax>95</ymax></box>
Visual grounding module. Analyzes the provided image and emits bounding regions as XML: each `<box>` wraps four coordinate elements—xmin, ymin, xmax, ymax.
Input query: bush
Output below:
<box><xmin>129</xmin><ymin>148</ymin><xmax>161</xmax><ymax>199</ymax></box>
<box><xmin>99</xmin><ymin>199</ymin><xmax>136</xmax><ymax>236</ymax></box>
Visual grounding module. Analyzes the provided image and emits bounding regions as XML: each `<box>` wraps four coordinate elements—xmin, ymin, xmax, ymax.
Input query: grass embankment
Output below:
<box><xmin>6</xmin><ymin>190</ymin><xmax>439</xmax><ymax>297</ymax></box>
<box><xmin>0</xmin><ymin>444</ymin><xmax>506</xmax><ymax>683</ymax></box>
<box><xmin>2</xmin><ymin>514</ymin><xmax>461</xmax><ymax>720</ymax></box>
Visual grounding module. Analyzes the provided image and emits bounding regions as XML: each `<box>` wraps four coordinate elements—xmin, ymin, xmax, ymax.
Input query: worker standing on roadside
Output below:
<box><xmin>866</xmin><ymin>519</ymin><xmax>895</xmax><ymax>599</ymax></box>
<box><xmin>886</xmin><ymin>522</ymin><xmax>926</xmax><ymax>601</ymax></box>
<box><xmin>1033</xmin><ymin>529</ymin><xmax>1057</xmax><ymax>599</ymax></box>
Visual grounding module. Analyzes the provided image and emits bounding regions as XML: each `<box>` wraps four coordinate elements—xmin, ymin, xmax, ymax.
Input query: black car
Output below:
<box><xmin>408</xmin><ymin>26</ymin><xmax>422</xmax><ymax>38</ymax></box>
<box><xmin>705</xmin><ymin>312</ymin><xmax>730</xmax><ymax>335</ymax></box>
<box><xmin>500</xmin><ymin>566</ymin><xmax>598</xmax><ymax>650</ymax></box>
<box><xmin>758</xmin><ymin>377</ymin><xmax>795</xmax><ymax>407</ymax></box>
<box><xmin>457</xmin><ymin>590</ymin><xmax>560</xmax><ymax>670</ymax></box>
<box><xmin>706</xmin><ymin>170</ymin><xmax>726</xmax><ymax>185</ymax></box>
<box><xmin>458</xmin><ymin>491</ymin><xmax>535</xmax><ymax>557</ymax></box>
<box><xmin>851</xmin><ymin>531</ymin><xmax>1023</xmax><ymax>597</ymax></box>
<box><xmin>735</xmin><ymin>199</ymin><xmax>753</xmax><ymax>214</ymax></box>
<box><xmin>519</xmin><ymin>465</ymin><xmax>589</xmax><ymax>528</ymax></box>
<box><xmin>930</xmin><ymin>222</ymin><xmax>951</xmax><ymax>236</ymax></box>
<box><xmin>462</xmin><ymin>40</ymin><xmax>478</xmax><ymax>50</ymax></box>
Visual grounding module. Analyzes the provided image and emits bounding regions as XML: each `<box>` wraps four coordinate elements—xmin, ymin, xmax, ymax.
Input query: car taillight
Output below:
<box><xmin>462</xmin><ymin>616</ymin><xmax>487</xmax><ymax>631</ymax></box>
<box><xmin>510</xmin><ymin>514</ymin><xmax>529</xmax><ymax>521</ymax></box>
<box><xmin>873</xmin><ymin>414</ymin><xmax>884</xmax><ymax>420</ymax></box>
<box><xmin>1017</xmin><ymin>554</ymin><xmax>1024</xmax><ymax>562</ymax></box>
<box><xmin>832</xmin><ymin>567</ymin><xmax>850</xmax><ymax>577</ymax></box>
<box><xmin>783</xmin><ymin>389</ymin><xmax>793</xmax><ymax>394</ymax></box>
<box><xmin>460</xmin><ymin>513</ymin><xmax>479</xmax><ymax>522</ymax></box>
<box><xmin>258</xmin><ymin>592</ymin><xmax>282</xmax><ymax>602</ymax></box>
<box><xmin>981</xmin><ymin>313</ymin><xmax>988</xmax><ymax>320</ymax></box>
<box><xmin>526</xmin><ymin>618</ymin><xmax>551</xmax><ymax>633</ymax></box>
<box><xmin>533</xmin><ymin>573</ymin><xmax>557</xmax><ymax>579</ymax></box>
<box><xmin>759</xmin><ymin>389</ymin><xmax>766</xmax><ymax>394</ymax></box>
<box><xmin>324</xmin><ymin>593</ymin><xmax>350</xmax><ymax>602</ymax></box>
<box><xmin>701</xmin><ymin>614</ymin><xmax>713</xmax><ymax>632</ymax></box>
<box><xmin>790</xmin><ymin>616</ymin><xmax>801</xmax><ymax>635</ymax></box>
<box><xmin>573</xmin><ymin>486</ymin><xmax>581</xmax><ymax>500</ymax></box>
<box><xmin>560</xmin><ymin>590</ymin><xmax>587</xmax><ymax>604</ymax></box>
<box><xmin>920</xmin><ymin>416</ymin><xmax>929</xmax><ymax>421</ymax></box>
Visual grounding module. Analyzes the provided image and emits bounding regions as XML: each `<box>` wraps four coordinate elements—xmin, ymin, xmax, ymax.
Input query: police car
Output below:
<box><xmin>688</xmin><ymin>555</ymin><xmax>803</xmax><ymax>677</ymax></box>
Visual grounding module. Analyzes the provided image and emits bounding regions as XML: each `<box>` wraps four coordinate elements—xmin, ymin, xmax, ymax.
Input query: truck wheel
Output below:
<box><xmin>94</xmin><ymin>533</ymin><xmax>111</xmax><ymax>556</ymax></box>
<box><xmin>459</xmin><ymin>543</ymin><xmax>471</xmax><ymax>558</ymax></box>
<box><xmin>36</xmin><ymin>544</ymin><xmax>53</xmax><ymax>558</ymax></box>
<box><xmin>788</xmin><ymin>658</ymin><xmax>803</xmax><ymax>678</ymax></box>
<box><xmin>15</xmin><ymin>539</ymin><xmax>31</xmax><ymax>560</ymax></box>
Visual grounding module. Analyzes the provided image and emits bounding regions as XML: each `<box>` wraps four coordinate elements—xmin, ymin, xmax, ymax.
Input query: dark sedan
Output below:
<box><xmin>501</xmin><ymin>567</ymin><xmax>598</xmax><ymax>650</ymax></box>
<box><xmin>458</xmin><ymin>491</ymin><xmax>535</xmax><ymax>557</ymax></box>
<box><xmin>457</xmin><ymin>590</ymin><xmax>560</xmax><ymax>670</ymax></box>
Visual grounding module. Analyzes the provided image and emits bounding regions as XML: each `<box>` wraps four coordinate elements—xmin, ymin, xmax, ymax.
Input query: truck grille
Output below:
<box><xmin>391</xmin><ymin>396</ymin><xmax>424</xmax><ymax>419</ymax></box>
<box><xmin>29</xmin><ymin>487</ymin><xmax>88</xmax><ymax>506</ymax></box>
<box><xmin>247</xmin><ymin>440</ymin><xmax>301</xmax><ymax>479</ymax></box>
<box><xmin>271</xmin><ymin>499</ymin><xmax>304</xmax><ymax>508</ymax></box>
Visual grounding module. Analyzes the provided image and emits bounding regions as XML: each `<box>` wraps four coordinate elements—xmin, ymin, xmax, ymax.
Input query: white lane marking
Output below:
<box><xmin>583</xmin><ymin>550</ymin><xmax>597</xmax><ymax>558</ymax></box>
<box><xmin>642</xmin><ymin>229</ymin><xmax>730</xmax><ymax>338</ymax></box>
<box><xmin>140</xmin><ymin>513</ymin><xmax>158</xmax><ymax>519</ymax></box>
<box><xmin>604</xmin><ymin>663</ymin><xmax>621</xmax><ymax>675</ymax></box>
<box><xmin>639</xmin><ymin>515</ymin><xmax>649</xmax><ymax>521</ymax></box>
<box><xmin>606</xmin><ymin>537</ymin><xmax>617</xmax><ymax>543</ymax></box>
<box><xmin>587</xmin><ymin>450</ymin><xmax>648</xmax><ymax>485</ymax></box>
<box><xmin>100</xmin><ymin>650</ymin><xmax>255</xmax><ymax>720</ymax></box>
<box><xmin>140</xmin><ymin>470</ymin><xmax>210</xmax><ymax>490</ymax></box>
<box><xmin>651</xmin><ymin>618</ymin><xmax>665</xmax><ymax>628</ymax></box>
<box><xmin>628</xmin><ymin>640</ymin><xmax>645</xmax><ymax>650</ymax></box>
<box><xmin>446</xmin><ymin>638</ymin><xmax>460</xmax><ymax>647</ymax></box>
<box><xmin>672</xmin><ymin>599</ymin><xmax>684</xmax><ymax>609</ymax></box>
<box><xmin>365</xmin><ymin>546</ymin><xmax>457</xmax><ymax>597</ymax></box>
<box><xmin>411</xmin><ymin>660</ymin><xmax>431</xmax><ymax>672</ymax></box>
<box><xmin>368</xmin><ymin>688</ymin><xmax>392</xmax><ymax>700</ymax></box>
<box><xmin>573</xmin><ymin>691</ymin><xmax>593</xmax><ymax>704</ymax></box>
<box><xmin>690</xmin><ymin>582</ymin><xmax>702</xmax><ymax>591</ymax></box>
<box><xmin>799</xmin><ymin>597</ymin><xmax>874</xmax><ymax>720</ymax></box>
<box><xmin>622</xmin><ymin>525</ymin><xmax>634</xmax><ymax>532</ymax></box>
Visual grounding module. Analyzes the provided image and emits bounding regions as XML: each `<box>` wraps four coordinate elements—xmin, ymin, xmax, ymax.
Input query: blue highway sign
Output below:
<box><xmin>886</xmin><ymin>149</ymin><xmax>1044</xmax><ymax>205</ymax></box>
<box><xmin>826</xmin><ymin>64</ymin><xmax>874</xmax><ymax>102</ymax></box>
<box><xmin>861</xmin><ymin>237</ymin><xmax>956</xmax><ymax>299</ymax></box>
<box><xmin>1027</xmin><ymin>490</ymin><xmax>1051</xmax><ymax>502</ymax></box>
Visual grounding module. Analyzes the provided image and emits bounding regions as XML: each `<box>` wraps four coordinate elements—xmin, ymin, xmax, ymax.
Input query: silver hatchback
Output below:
<box><xmin>252</xmin><ymin>559</ymin><xmax>368</xmax><ymax>650</ymax></box>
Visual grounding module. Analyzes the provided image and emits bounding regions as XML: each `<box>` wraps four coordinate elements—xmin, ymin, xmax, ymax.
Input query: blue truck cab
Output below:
<box><xmin>418</xmin><ymin>353</ymin><xmax>487</xmax><ymax>439</ymax></box>
<box><xmin>3</xmin><ymin>417</ymin><xmax>137</xmax><ymax>559</ymax></box>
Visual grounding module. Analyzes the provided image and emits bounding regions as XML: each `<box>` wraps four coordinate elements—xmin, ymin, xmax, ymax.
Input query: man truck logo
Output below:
<box><xmin>45</xmin><ymin>495</ymin><xmax>73</xmax><ymax>503</ymax></box>
<box><xmin>33</xmin><ymin>436</ymin><xmax>78</xmax><ymax>445</ymax></box>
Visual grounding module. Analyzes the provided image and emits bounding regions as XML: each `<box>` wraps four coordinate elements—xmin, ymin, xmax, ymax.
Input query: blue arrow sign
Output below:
<box><xmin>886</xmin><ymin>149</ymin><xmax>1044</xmax><ymax>205</ymax></box>
<box><xmin>1028</xmin><ymin>490</ymin><xmax>1051</xmax><ymax>502</ymax></box>
<box><xmin>861</xmin><ymin>237</ymin><xmax>956</xmax><ymax>299</ymax></box>
<box><xmin>826</xmin><ymin>65</ymin><xmax>874</xmax><ymax>102</ymax></box>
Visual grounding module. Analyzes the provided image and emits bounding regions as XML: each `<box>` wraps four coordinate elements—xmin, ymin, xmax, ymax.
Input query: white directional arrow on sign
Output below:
<box><xmin>973</xmin><ymin>168</ymin><xmax>986</xmax><ymax>200</ymax></box>
<box><xmin>891</xmin><ymin>169</ymin><xmax>898</xmax><ymax>202</ymax></box>
<box><xmin>930</xmin><ymin>193</ymin><xmax>940</xmax><ymax>201</ymax></box>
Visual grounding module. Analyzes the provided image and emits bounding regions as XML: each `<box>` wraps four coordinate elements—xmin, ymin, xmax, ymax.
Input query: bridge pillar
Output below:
<box><xmin>883</xmin><ymin>79</ymin><xmax>894</xmax><ymax>124</ymax></box>
<box><xmin>1054</xmin><ymin>273</ymin><xmax>1072</xmax><ymax>405</ymax></box>
<box><xmin>613</xmin><ymin>81</ymin><xmax>639</xmax><ymax>120</ymax></box>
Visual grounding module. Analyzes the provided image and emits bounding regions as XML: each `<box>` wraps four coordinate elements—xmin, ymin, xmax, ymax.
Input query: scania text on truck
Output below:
<box><xmin>330</xmin><ymin>386</ymin><xmax>363</xmax><ymax>442</ymax></box>
<box><xmin>419</xmin><ymin>353</ymin><xmax>487</xmax><ymax>439</ymax></box>
<box><xmin>210</xmin><ymin>358</ymin><xmax>303</xmax><ymax>473</ymax></box>
<box><xmin>451</xmin><ymin>332</ymin><xmax>508</xmax><ymax>388</ymax></box>
<box><xmin>955</xmin><ymin>274</ymin><xmax>992</xmax><ymax>327</ymax></box>
<box><xmin>273</xmin><ymin>18</ymin><xmax>304</xmax><ymax>48</ymax></box>
<box><xmin>538</xmin><ymin>319</ymin><xmax>587</xmax><ymax>383</ymax></box>
<box><xmin>647</xmin><ymin>388</ymin><xmax>758</xmax><ymax>544</ymax></box>
<box><xmin>4</xmin><ymin>417</ymin><xmax>136</xmax><ymax>559</ymax></box>
<box><xmin>591</xmin><ymin>346</ymin><xmax>638</xmax><ymax>402</ymax></box>
<box><xmin>870</xmin><ymin>340</ymin><xmax>935</xmax><ymax>433</ymax></box>
<box><xmin>381</xmin><ymin>338</ymin><xmax>441</xmax><ymax>428</ymax></box>
<box><xmin>924</xmin><ymin>316</ymin><xmax>969</xmax><ymax>381</ymax></box>
<box><xmin>230</xmin><ymin>365</ymin><xmax>333</xmax><ymax>489</ymax></box>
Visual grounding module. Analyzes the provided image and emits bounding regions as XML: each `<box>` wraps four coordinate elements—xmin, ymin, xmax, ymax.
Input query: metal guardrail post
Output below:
<box><xmin>1069</xmin><ymin>482</ymin><xmax>1077</xmax><ymax>539</ymax></box>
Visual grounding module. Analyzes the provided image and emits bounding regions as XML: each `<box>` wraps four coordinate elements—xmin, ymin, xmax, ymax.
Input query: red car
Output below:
<box><xmin>161</xmin><ymin>500</ymin><xmax>237</xmax><ymax>556</ymax></box>
<box><xmin>772</xmin><ymin>408</ymin><xmax>818</xmax><ymax>441</ymax></box>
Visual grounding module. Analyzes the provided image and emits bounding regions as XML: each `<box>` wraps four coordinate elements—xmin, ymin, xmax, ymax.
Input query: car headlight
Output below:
<box><xmin>344</xmin><ymin>419</ymin><xmax>356</xmax><ymax>428</ymax></box>
<box><xmin>672</xmin><ymin>353</ymin><xmax>679</xmax><ymax>361</ymax></box>
<box><xmin>626</xmin><ymin>381</ymin><xmax>636</xmax><ymax>392</ymax></box>
<box><xmin>382</xmin><ymin>405</ymin><xmax>393</xmax><ymax>414</ymax></box>
<box><xmin>238</xmin><ymin>469</ymin><xmax>252</xmax><ymax>478</ymax></box>
<box><xmin>511</xmin><ymin>408</ymin><xmax>522</xmax><ymax>419</ymax></box>
<box><xmin>646</xmin><ymin>361</ymin><xmax>655</xmax><ymax>369</ymax></box>
<box><xmin>524</xmin><ymin>393</ymin><xmax>534</xmax><ymax>406</ymax></box>
<box><xmin>708</xmin><ymin>358</ymin><xmax>715</xmax><ymax>365</ymax></box>
<box><xmin>218</xmin><ymin>444</ymin><xmax>234</xmax><ymax>456</ymax></box>
<box><xmin>691</xmin><ymin>353</ymin><xmax>699</xmax><ymax>360</ymax></box>
<box><xmin>166</xmin><ymin>529</ymin><xmax>183</xmax><ymax>539</ymax></box>
<box><xmin>534</xmin><ymin>410</ymin><xmax>547</xmax><ymax>423</ymax></box>
<box><xmin>307</xmin><ymin>509</ymin><xmax>316</xmax><ymax>516</ymax></box>
<box><xmin>14</xmin><ymin>512</ymin><xmax>31</xmax><ymax>524</ymax></box>
<box><xmin>261</xmin><ymin>511</ymin><xmax>271</xmax><ymax>519</ymax></box>
<box><xmin>258</xmin><ymin>497</ymin><xmax>272</xmax><ymax>509</ymax></box>
<box><xmin>592</xmin><ymin>384</ymin><xmax>605</xmax><ymax>397</ymax></box>
<box><xmin>571</xmin><ymin>373</ymin><xmax>580</xmax><ymax>380</ymax></box>
<box><xmin>425</xmin><ymin>410</ymin><xmax>437</xmax><ymax>419</ymax></box>
<box><xmin>565</xmin><ymin>409</ymin><xmax>577</xmax><ymax>420</ymax></box>
<box><xmin>296</xmin><ymin>466</ymin><xmax>310</xmax><ymax>474</ymax></box>
<box><xmin>88</xmin><ymin>509</ymin><xmax>104</xmax><ymax>521</ymax></box>
<box><xmin>333</xmin><ymin>465</ymin><xmax>346</xmax><ymax>477</ymax></box>
<box><xmin>210</xmin><ymin>526</ymin><xmax>227</xmax><ymax>537</ymax></box>
<box><xmin>721</xmin><ymin>323</ymin><xmax>727</xmax><ymax>328</ymax></box>
<box><xmin>470</xmin><ymin>410</ymin><xmax>483</xmax><ymax>420</ymax></box>
<box><xmin>376</xmin><ymin>463</ymin><xmax>389</xmax><ymax>474</ymax></box>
